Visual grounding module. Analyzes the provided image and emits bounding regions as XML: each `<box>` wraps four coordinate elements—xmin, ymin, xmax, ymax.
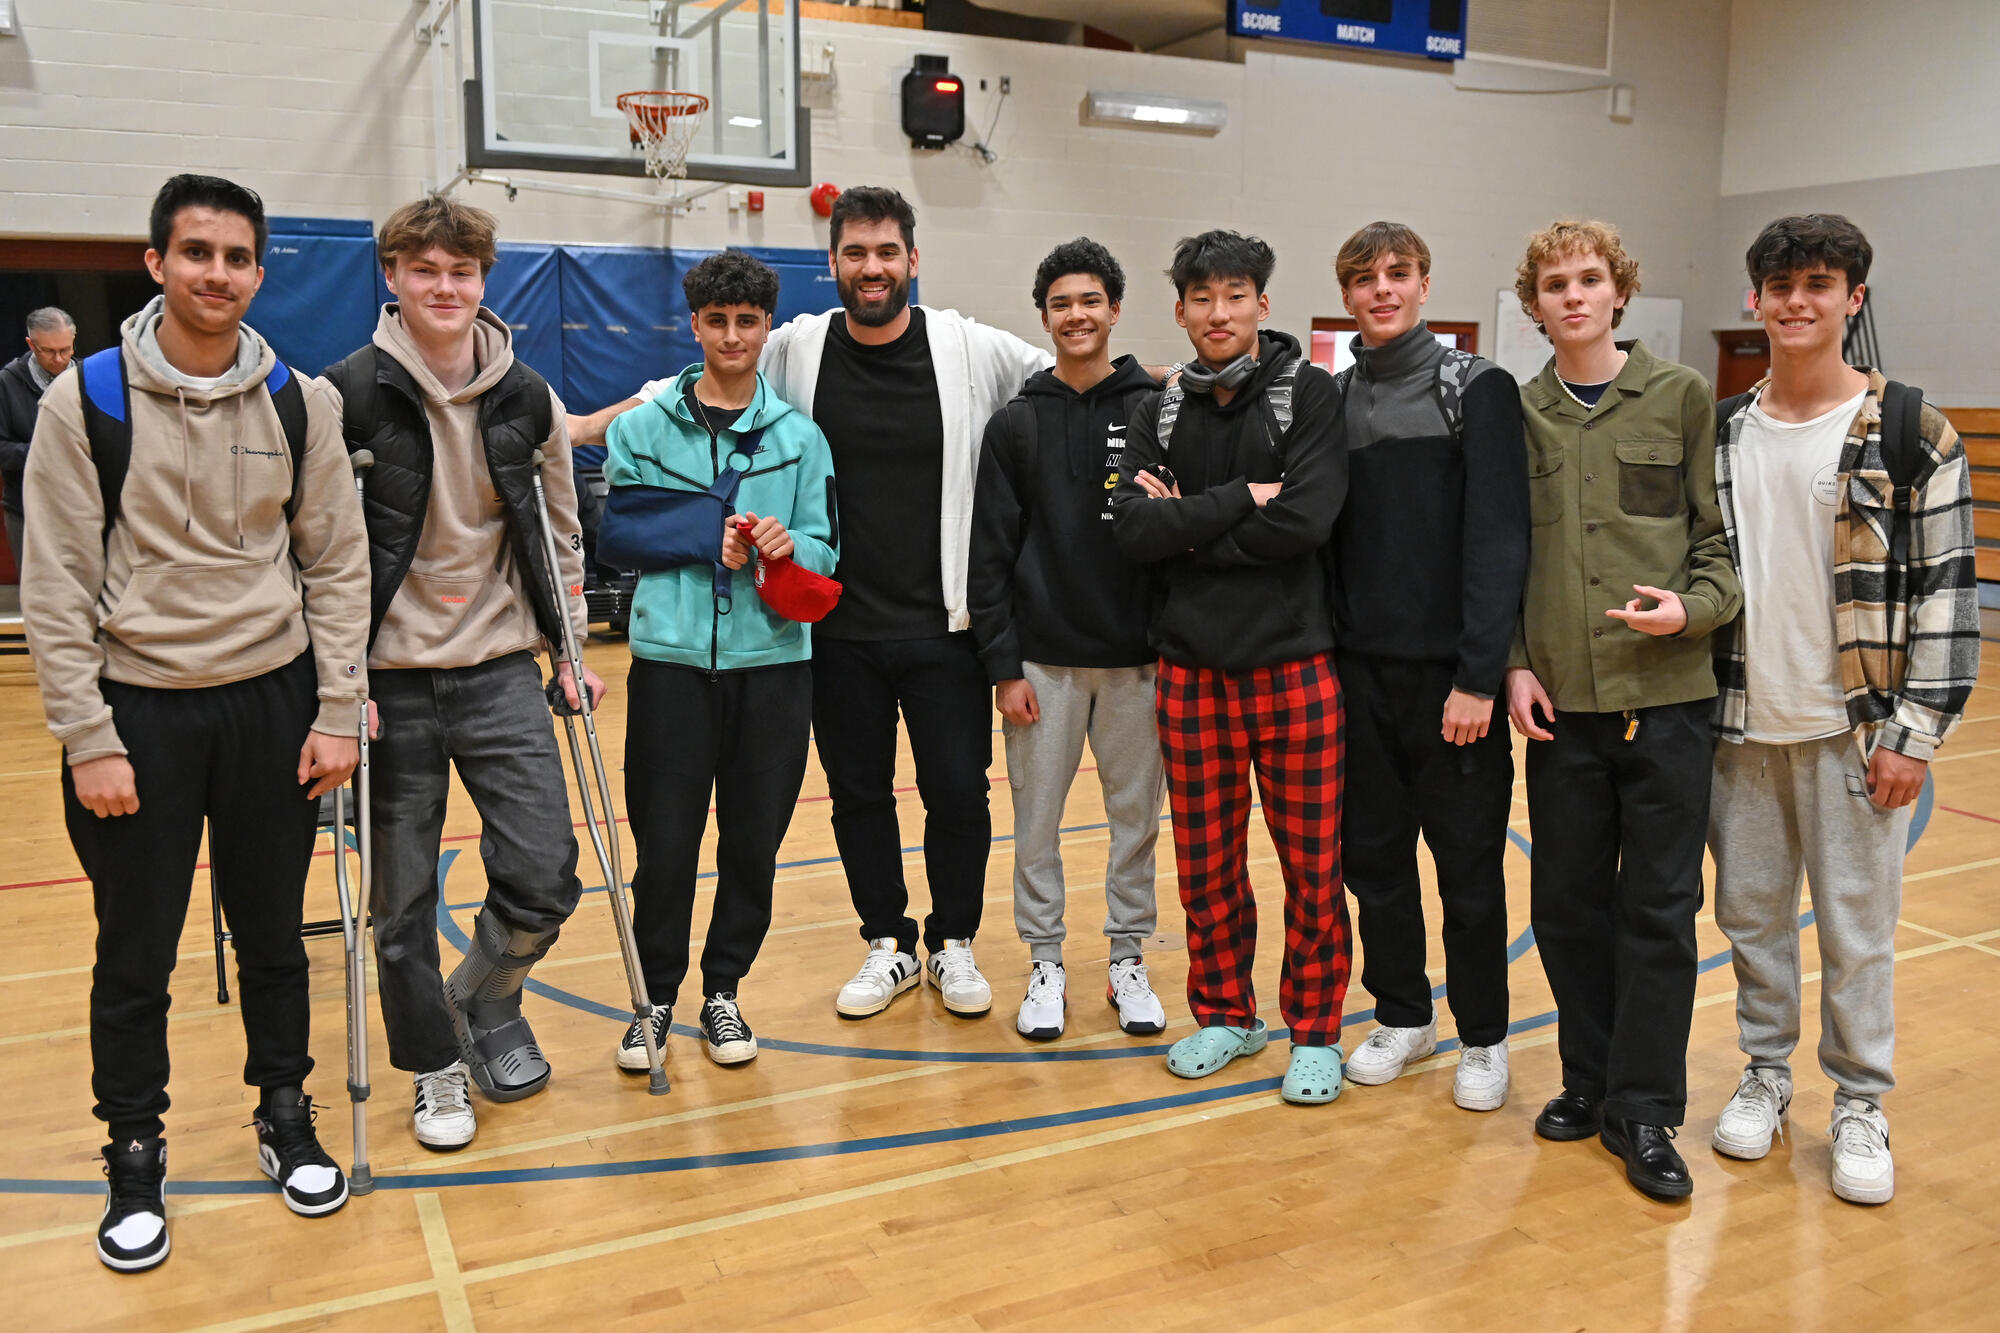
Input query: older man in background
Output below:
<box><xmin>0</xmin><ymin>305</ymin><xmax>77</xmax><ymax>569</ymax></box>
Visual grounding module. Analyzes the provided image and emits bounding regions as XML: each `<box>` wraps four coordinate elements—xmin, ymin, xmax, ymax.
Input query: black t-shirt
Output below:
<box><xmin>683</xmin><ymin>385</ymin><xmax>746</xmax><ymax>436</ymax></box>
<box><xmin>1561</xmin><ymin>378</ymin><xmax>1613</xmax><ymax>407</ymax></box>
<box><xmin>811</xmin><ymin>309</ymin><xmax>947</xmax><ymax>639</ymax></box>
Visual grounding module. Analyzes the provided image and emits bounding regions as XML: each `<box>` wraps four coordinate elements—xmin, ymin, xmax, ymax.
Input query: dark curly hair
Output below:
<box><xmin>1032</xmin><ymin>237</ymin><xmax>1126</xmax><ymax>309</ymax></box>
<box><xmin>1746</xmin><ymin>213</ymin><xmax>1872</xmax><ymax>293</ymax></box>
<box><xmin>1167</xmin><ymin>230</ymin><xmax>1276</xmax><ymax>297</ymax></box>
<box><xmin>683</xmin><ymin>248</ymin><xmax>781</xmax><ymax>314</ymax></box>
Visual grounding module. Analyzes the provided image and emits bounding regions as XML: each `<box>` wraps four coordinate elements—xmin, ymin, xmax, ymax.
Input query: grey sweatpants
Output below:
<box><xmin>1709</xmin><ymin>733</ymin><xmax>1910</xmax><ymax>1106</ymax></box>
<box><xmin>1004</xmin><ymin>661</ymin><xmax>1165</xmax><ymax>964</ymax></box>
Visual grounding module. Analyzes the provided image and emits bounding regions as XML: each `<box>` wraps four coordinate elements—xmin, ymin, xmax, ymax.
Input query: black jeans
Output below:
<box><xmin>67</xmin><ymin>654</ymin><xmax>322</xmax><ymax>1142</ymax></box>
<box><xmin>1527</xmin><ymin>700</ymin><xmax>1711</xmax><ymax>1126</ymax></box>
<box><xmin>811</xmin><ymin>633</ymin><xmax>992</xmax><ymax>955</ymax></box>
<box><xmin>626</xmin><ymin>659</ymin><xmax>812</xmax><ymax>1005</ymax></box>
<box><xmin>1339</xmin><ymin>653</ymin><xmax>1513</xmax><ymax>1046</ymax></box>
<box><xmin>368</xmin><ymin>652</ymin><xmax>582</xmax><ymax>1073</ymax></box>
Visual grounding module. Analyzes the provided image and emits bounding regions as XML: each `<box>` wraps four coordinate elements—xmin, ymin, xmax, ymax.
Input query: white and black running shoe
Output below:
<box><xmin>254</xmin><ymin>1088</ymin><xmax>349</xmax><ymax>1217</ymax></box>
<box><xmin>617</xmin><ymin>1004</ymin><xmax>673</xmax><ymax>1073</ymax></box>
<box><xmin>701</xmin><ymin>993</ymin><xmax>758</xmax><ymax>1065</ymax></box>
<box><xmin>97</xmin><ymin>1137</ymin><xmax>170</xmax><ymax>1273</ymax></box>
<box><xmin>412</xmin><ymin>1064</ymin><xmax>477</xmax><ymax>1151</ymax></box>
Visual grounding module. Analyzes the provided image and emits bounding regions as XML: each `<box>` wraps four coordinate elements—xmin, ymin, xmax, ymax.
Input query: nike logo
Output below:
<box><xmin>1107</xmin><ymin>425</ymin><xmax>1126</xmax><ymax>434</ymax></box>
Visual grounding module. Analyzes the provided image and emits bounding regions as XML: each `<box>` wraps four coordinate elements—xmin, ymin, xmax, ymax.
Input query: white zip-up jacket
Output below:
<box><xmin>636</xmin><ymin>305</ymin><xmax>1050</xmax><ymax>633</ymax></box>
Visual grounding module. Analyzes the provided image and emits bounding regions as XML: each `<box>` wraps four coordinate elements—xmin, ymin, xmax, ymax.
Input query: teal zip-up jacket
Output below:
<box><xmin>604</xmin><ymin>365</ymin><xmax>837</xmax><ymax>671</ymax></box>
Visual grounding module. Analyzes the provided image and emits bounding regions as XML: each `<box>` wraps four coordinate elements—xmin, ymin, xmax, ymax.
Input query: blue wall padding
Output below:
<box><xmin>557</xmin><ymin>244</ymin><xmax>681</xmax><ymax>415</ymax></box>
<box><xmin>240</xmin><ymin>223</ymin><xmax>850</xmax><ymax>419</ymax></box>
<box><xmin>483</xmin><ymin>243</ymin><xmax>564</xmax><ymax>390</ymax></box>
<box><xmin>250</xmin><ymin>218</ymin><xmax>379</xmax><ymax>379</ymax></box>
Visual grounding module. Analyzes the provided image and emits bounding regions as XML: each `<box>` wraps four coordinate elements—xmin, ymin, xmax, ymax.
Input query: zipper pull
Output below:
<box><xmin>1622</xmin><ymin>710</ymin><xmax>1640</xmax><ymax>743</ymax></box>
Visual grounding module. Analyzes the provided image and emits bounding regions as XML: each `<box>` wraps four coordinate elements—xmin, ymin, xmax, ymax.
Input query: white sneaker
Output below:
<box><xmin>412</xmin><ymin>1065</ymin><xmax>476</xmax><ymax>1151</ymax></box>
<box><xmin>616</xmin><ymin>1004</ymin><xmax>672</xmax><ymax>1073</ymax></box>
<box><xmin>1343</xmin><ymin>1019</ymin><xmax>1438</xmax><ymax>1085</ymax></box>
<box><xmin>1107</xmin><ymin>958</ymin><xmax>1167</xmax><ymax>1036</ymax></box>
<box><xmin>1712</xmin><ymin>1068</ymin><xmax>1791</xmax><ymax>1160</ymax></box>
<box><xmin>1016</xmin><ymin>960</ymin><xmax>1066</xmax><ymax>1040</ymax></box>
<box><xmin>925</xmin><ymin>938</ymin><xmax>993</xmax><ymax>1016</ymax></box>
<box><xmin>1830</xmin><ymin>1099</ymin><xmax>1894</xmax><ymax>1204</ymax></box>
<box><xmin>1453</xmin><ymin>1041</ymin><xmax>1510</xmax><ymax>1111</ymax></box>
<box><xmin>835</xmin><ymin>938</ymin><xmax>919</xmax><ymax>1018</ymax></box>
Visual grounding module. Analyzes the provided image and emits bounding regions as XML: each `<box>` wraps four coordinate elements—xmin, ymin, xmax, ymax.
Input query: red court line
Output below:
<box><xmin>0</xmin><ymin>767</ymin><xmax>1096</xmax><ymax>893</ymax></box>
<box><xmin>1940</xmin><ymin>804</ymin><xmax>2000</xmax><ymax>827</ymax></box>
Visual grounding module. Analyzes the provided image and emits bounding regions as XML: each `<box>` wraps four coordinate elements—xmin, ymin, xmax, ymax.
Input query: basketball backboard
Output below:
<box><xmin>467</xmin><ymin>0</ymin><xmax>808</xmax><ymax>187</ymax></box>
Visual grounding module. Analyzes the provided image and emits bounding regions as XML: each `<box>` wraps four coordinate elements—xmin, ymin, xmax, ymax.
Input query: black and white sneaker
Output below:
<box><xmin>254</xmin><ymin>1087</ymin><xmax>349</xmax><ymax>1217</ymax></box>
<box><xmin>701</xmin><ymin>992</ymin><xmax>758</xmax><ymax>1065</ymax></box>
<box><xmin>617</xmin><ymin>1004</ymin><xmax>673</xmax><ymax>1073</ymax></box>
<box><xmin>97</xmin><ymin>1137</ymin><xmax>169</xmax><ymax>1273</ymax></box>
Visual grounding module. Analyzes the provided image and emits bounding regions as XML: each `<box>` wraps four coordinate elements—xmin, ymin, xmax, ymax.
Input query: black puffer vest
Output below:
<box><xmin>324</xmin><ymin>344</ymin><xmax>562</xmax><ymax>650</ymax></box>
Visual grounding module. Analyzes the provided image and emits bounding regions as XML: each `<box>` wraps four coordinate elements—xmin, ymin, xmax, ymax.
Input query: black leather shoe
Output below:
<box><xmin>1534</xmin><ymin>1092</ymin><xmax>1602</xmax><ymax>1141</ymax></box>
<box><xmin>1601</xmin><ymin>1116</ymin><xmax>1694</xmax><ymax>1201</ymax></box>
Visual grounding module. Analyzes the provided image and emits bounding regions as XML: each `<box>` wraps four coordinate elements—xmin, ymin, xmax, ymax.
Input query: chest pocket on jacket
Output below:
<box><xmin>1844</xmin><ymin>467</ymin><xmax>1895</xmax><ymax>563</ymax></box>
<box><xmin>1527</xmin><ymin>445</ymin><xmax>1565</xmax><ymax>527</ymax></box>
<box><xmin>1615</xmin><ymin>438</ymin><xmax>1683</xmax><ymax>518</ymax></box>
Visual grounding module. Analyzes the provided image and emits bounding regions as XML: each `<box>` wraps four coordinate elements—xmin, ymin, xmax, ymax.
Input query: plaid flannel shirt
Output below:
<box><xmin>1712</xmin><ymin>370</ymin><xmax>1980</xmax><ymax>760</ymax></box>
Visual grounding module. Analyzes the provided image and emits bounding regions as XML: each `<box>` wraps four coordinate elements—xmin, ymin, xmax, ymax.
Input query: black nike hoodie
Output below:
<box><xmin>968</xmin><ymin>354</ymin><xmax>1160</xmax><ymax>680</ymax></box>
<box><xmin>1111</xmin><ymin>330</ymin><xmax>1347</xmax><ymax>671</ymax></box>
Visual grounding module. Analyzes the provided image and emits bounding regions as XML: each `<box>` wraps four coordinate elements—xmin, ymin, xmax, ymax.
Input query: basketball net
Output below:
<box><xmin>617</xmin><ymin>90</ymin><xmax>709</xmax><ymax>180</ymax></box>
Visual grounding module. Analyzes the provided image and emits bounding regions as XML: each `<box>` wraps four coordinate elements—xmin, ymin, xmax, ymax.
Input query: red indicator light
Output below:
<box><xmin>934</xmin><ymin>79</ymin><xmax>960</xmax><ymax>93</ymax></box>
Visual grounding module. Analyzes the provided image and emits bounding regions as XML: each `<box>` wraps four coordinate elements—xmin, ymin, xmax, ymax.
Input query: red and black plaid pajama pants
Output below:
<box><xmin>1155</xmin><ymin>651</ymin><xmax>1350</xmax><ymax>1046</ymax></box>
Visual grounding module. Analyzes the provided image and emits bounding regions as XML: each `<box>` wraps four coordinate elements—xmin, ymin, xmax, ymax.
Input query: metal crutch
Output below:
<box><xmin>336</xmin><ymin>448</ymin><xmax>376</xmax><ymax>1193</ymax></box>
<box><xmin>528</xmin><ymin>449</ymin><xmax>669</xmax><ymax>1095</ymax></box>
<box><xmin>330</xmin><ymin>707</ymin><xmax>374</xmax><ymax>1195</ymax></box>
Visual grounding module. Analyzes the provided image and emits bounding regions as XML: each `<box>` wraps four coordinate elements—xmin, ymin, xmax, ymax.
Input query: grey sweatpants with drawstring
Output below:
<box><xmin>1709</xmin><ymin>733</ymin><xmax>1911</xmax><ymax>1107</ymax></box>
<box><xmin>1004</xmin><ymin>661</ymin><xmax>1165</xmax><ymax>965</ymax></box>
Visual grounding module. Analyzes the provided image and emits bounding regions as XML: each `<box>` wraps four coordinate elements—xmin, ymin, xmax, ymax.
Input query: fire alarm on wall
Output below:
<box><xmin>810</xmin><ymin>182</ymin><xmax>840</xmax><ymax>217</ymax></box>
<box><xmin>747</xmin><ymin>190</ymin><xmax>765</xmax><ymax>213</ymax></box>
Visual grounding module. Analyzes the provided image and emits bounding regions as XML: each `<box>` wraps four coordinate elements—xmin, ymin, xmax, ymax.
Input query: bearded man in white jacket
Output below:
<box><xmin>577</xmin><ymin>188</ymin><xmax>1051</xmax><ymax>1019</ymax></box>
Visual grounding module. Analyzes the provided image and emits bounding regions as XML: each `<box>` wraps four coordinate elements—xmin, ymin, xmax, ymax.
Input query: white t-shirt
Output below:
<box><xmin>1735</xmin><ymin>389</ymin><xmax>1865</xmax><ymax>743</ymax></box>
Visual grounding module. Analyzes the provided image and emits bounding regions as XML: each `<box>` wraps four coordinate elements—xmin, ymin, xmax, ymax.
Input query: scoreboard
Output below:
<box><xmin>1229</xmin><ymin>0</ymin><xmax>1469</xmax><ymax>61</ymax></box>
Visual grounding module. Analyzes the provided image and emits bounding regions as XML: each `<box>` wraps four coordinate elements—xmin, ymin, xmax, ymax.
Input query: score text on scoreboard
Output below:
<box><xmin>1229</xmin><ymin>1</ymin><xmax>1467</xmax><ymax>61</ymax></box>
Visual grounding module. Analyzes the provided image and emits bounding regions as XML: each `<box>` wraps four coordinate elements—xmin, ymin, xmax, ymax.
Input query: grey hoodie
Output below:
<box><xmin>20</xmin><ymin>303</ymin><xmax>371</xmax><ymax>762</ymax></box>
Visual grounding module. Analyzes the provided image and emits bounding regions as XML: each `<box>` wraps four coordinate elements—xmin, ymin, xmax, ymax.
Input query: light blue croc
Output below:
<box><xmin>1167</xmin><ymin>1020</ymin><xmax>1269</xmax><ymax>1079</ymax></box>
<box><xmin>1282</xmin><ymin>1042</ymin><xmax>1345</xmax><ymax>1105</ymax></box>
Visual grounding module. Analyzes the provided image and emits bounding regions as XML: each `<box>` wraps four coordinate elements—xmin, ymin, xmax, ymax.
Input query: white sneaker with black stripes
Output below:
<box><xmin>925</xmin><ymin>939</ymin><xmax>992</xmax><ymax>1017</ymax></box>
<box><xmin>411</xmin><ymin>1064</ymin><xmax>477</xmax><ymax>1150</ymax></box>
<box><xmin>836</xmin><ymin>938</ymin><xmax>919</xmax><ymax>1018</ymax></box>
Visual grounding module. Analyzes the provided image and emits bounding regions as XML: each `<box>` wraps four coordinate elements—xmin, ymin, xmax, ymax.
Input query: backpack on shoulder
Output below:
<box><xmin>75</xmin><ymin>346</ymin><xmax>308</xmax><ymax>540</ymax></box>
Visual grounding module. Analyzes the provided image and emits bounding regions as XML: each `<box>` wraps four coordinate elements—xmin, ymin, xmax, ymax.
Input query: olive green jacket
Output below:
<box><xmin>1509</xmin><ymin>340</ymin><xmax>1742</xmax><ymax>714</ymax></box>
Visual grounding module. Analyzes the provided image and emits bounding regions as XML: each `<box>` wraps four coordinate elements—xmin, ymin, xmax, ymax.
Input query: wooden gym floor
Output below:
<box><xmin>1</xmin><ymin>638</ymin><xmax>1997</xmax><ymax>1331</ymax></box>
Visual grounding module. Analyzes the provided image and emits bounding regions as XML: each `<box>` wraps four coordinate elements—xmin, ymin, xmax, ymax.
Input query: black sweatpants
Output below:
<box><xmin>810</xmin><ymin>633</ymin><xmax>992</xmax><ymax>956</ymax></box>
<box><xmin>1527</xmin><ymin>699</ymin><xmax>1711</xmax><ymax>1127</ymax></box>
<box><xmin>627</xmin><ymin>659</ymin><xmax>812</xmax><ymax>1004</ymax></box>
<box><xmin>1339</xmin><ymin>653</ymin><xmax>1514</xmax><ymax>1046</ymax></box>
<box><xmin>65</xmin><ymin>654</ymin><xmax>322</xmax><ymax>1142</ymax></box>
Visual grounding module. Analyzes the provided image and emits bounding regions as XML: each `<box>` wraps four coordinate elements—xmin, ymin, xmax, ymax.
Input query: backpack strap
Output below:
<box><xmin>77</xmin><ymin>347</ymin><xmax>133</xmax><ymax>544</ymax></box>
<box><xmin>1880</xmin><ymin>380</ymin><xmax>1925</xmax><ymax>568</ymax></box>
<box><xmin>1255</xmin><ymin>354</ymin><xmax>1305</xmax><ymax>461</ymax></box>
<box><xmin>1155</xmin><ymin>381</ymin><xmax>1185</xmax><ymax>454</ymax></box>
<box><xmin>1432</xmin><ymin>347</ymin><xmax>1496</xmax><ymax>437</ymax></box>
<box><xmin>265</xmin><ymin>358</ymin><xmax>308</xmax><ymax>524</ymax></box>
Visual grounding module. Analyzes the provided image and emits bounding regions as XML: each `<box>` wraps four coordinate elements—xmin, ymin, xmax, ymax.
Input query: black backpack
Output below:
<box><xmin>1718</xmin><ymin>380</ymin><xmax>1924</xmax><ymax>566</ymax></box>
<box><xmin>75</xmin><ymin>345</ymin><xmax>308</xmax><ymax>541</ymax></box>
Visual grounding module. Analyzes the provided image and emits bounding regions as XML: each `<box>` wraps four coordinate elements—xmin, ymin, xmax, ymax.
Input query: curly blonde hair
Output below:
<box><xmin>1514</xmin><ymin>219</ymin><xmax>1640</xmax><ymax>335</ymax></box>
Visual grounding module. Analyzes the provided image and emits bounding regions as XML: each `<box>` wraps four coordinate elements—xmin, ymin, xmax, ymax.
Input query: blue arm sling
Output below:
<box><xmin>598</xmin><ymin>426</ymin><xmax>766</xmax><ymax>609</ymax></box>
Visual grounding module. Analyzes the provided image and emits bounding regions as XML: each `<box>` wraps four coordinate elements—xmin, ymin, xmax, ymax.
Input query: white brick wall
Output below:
<box><xmin>1</xmin><ymin>0</ymin><xmax>1735</xmax><ymax>375</ymax></box>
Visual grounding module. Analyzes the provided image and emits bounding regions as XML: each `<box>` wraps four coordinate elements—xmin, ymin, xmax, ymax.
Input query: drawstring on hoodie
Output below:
<box><xmin>174</xmin><ymin>384</ymin><xmax>251</xmax><ymax>548</ymax></box>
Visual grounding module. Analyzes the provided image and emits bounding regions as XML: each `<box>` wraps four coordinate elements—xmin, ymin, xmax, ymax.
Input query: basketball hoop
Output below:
<box><xmin>618</xmin><ymin>90</ymin><xmax>709</xmax><ymax>180</ymax></box>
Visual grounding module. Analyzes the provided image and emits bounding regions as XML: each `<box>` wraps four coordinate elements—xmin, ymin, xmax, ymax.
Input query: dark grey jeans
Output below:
<box><xmin>368</xmin><ymin>651</ymin><xmax>582</xmax><ymax>1073</ymax></box>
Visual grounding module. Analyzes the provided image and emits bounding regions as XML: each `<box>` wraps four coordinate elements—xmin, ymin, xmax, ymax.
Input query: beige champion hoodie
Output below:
<box><xmin>318</xmin><ymin>306</ymin><xmax>586</xmax><ymax>671</ymax></box>
<box><xmin>21</xmin><ymin>301</ymin><xmax>371</xmax><ymax>763</ymax></box>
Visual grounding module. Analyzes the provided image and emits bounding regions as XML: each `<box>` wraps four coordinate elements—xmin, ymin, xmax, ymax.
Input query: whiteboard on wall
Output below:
<box><xmin>1493</xmin><ymin>291</ymin><xmax>1684</xmax><ymax>384</ymax></box>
